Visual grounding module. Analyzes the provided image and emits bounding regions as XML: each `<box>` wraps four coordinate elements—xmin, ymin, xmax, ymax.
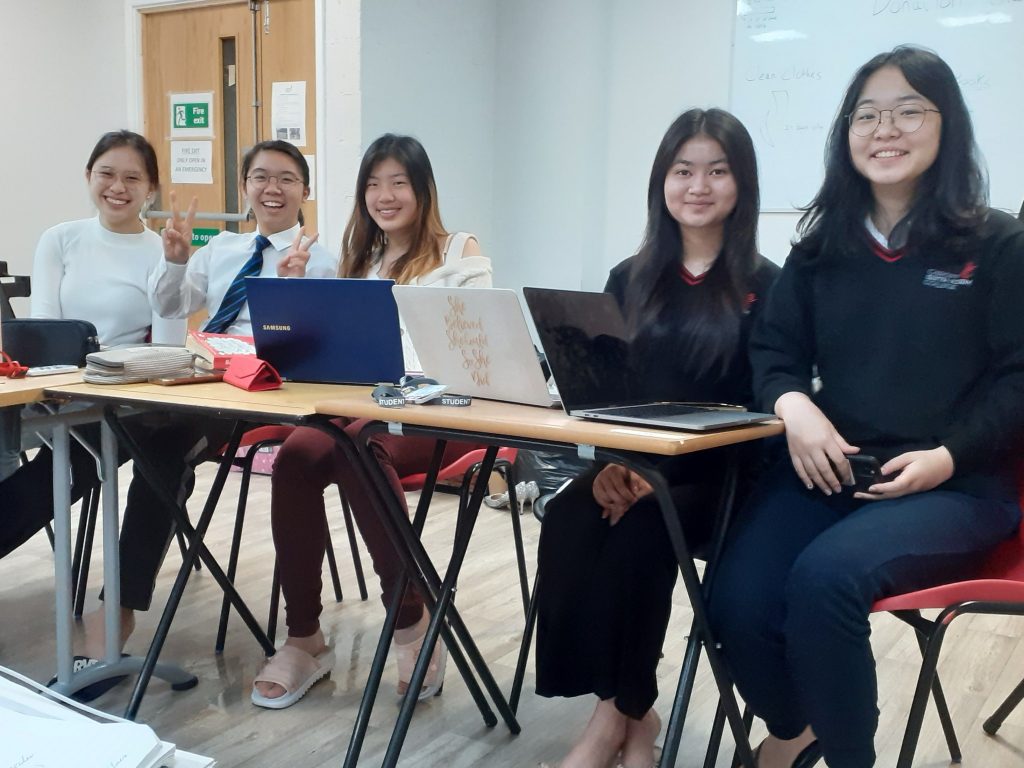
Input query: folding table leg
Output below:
<box><xmin>342</xmin><ymin>578</ymin><xmax>406</xmax><ymax>768</ymax></box>
<box><xmin>615</xmin><ymin>449</ymin><xmax>756</xmax><ymax>768</ymax></box>
<box><xmin>377</xmin><ymin>442</ymin><xmax>519</xmax><ymax>768</ymax></box>
<box><xmin>105</xmin><ymin>414</ymin><xmax>275</xmax><ymax>720</ymax></box>
<box><xmin>308</xmin><ymin>423</ymin><xmax>497</xmax><ymax>768</ymax></box>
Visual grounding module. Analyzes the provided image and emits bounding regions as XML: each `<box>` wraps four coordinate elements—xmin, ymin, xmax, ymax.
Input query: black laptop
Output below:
<box><xmin>522</xmin><ymin>287</ymin><xmax>774</xmax><ymax>432</ymax></box>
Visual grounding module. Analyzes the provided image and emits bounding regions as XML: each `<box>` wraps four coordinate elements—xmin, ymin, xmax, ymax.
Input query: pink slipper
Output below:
<box><xmin>251</xmin><ymin>645</ymin><xmax>334</xmax><ymax>709</ymax></box>
<box><xmin>394</xmin><ymin>628</ymin><xmax>447</xmax><ymax>701</ymax></box>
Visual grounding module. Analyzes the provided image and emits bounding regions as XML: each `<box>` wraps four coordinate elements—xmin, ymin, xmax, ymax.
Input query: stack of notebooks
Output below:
<box><xmin>0</xmin><ymin>666</ymin><xmax>214</xmax><ymax>768</ymax></box>
<box><xmin>186</xmin><ymin>332</ymin><xmax>256</xmax><ymax>372</ymax></box>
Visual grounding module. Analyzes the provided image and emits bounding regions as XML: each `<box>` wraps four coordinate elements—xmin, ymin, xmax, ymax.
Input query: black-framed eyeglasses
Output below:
<box><xmin>246</xmin><ymin>172</ymin><xmax>303</xmax><ymax>188</ymax></box>
<box><xmin>847</xmin><ymin>105</ymin><xmax>940</xmax><ymax>137</ymax></box>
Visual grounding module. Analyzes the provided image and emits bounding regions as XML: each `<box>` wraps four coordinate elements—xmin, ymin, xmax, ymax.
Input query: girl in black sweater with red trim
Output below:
<box><xmin>536</xmin><ymin>108</ymin><xmax>779</xmax><ymax>768</ymax></box>
<box><xmin>709</xmin><ymin>46</ymin><xmax>1024</xmax><ymax>768</ymax></box>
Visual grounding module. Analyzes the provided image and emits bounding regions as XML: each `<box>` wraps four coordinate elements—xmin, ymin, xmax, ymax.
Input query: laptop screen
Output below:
<box><xmin>523</xmin><ymin>287</ymin><xmax>640</xmax><ymax>411</ymax></box>
<box><xmin>246</xmin><ymin>277</ymin><xmax>404</xmax><ymax>384</ymax></box>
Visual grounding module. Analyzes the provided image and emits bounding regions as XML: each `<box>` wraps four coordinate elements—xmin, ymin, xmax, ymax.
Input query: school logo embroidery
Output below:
<box><xmin>922</xmin><ymin>261</ymin><xmax>976</xmax><ymax>291</ymax></box>
<box><xmin>743</xmin><ymin>292</ymin><xmax>757</xmax><ymax>314</ymax></box>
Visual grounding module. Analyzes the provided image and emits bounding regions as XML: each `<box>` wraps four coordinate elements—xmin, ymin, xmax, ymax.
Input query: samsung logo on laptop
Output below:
<box><xmin>261</xmin><ymin>324</ymin><xmax>291</xmax><ymax>331</ymax></box>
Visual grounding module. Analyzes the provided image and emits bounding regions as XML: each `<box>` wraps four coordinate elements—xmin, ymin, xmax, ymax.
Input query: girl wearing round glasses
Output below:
<box><xmin>251</xmin><ymin>134</ymin><xmax>491</xmax><ymax>709</ymax></box>
<box><xmin>709</xmin><ymin>46</ymin><xmax>1024</xmax><ymax>768</ymax></box>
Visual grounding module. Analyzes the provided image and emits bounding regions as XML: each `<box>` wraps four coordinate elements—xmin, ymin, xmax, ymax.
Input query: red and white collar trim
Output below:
<box><xmin>679</xmin><ymin>265</ymin><xmax>707</xmax><ymax>285</ymax></box>
<box><xmin>864</xmin><ymin>216</ymin><xmax>905</xmax><ymax>262</ymax></box>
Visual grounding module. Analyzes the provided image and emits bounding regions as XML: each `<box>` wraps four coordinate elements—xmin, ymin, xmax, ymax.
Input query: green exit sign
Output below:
<box><xmin>191</xmin><ymin>227</ymin><xmax>219</xmax><ymax>247</ymax></box>
<box><xmin>173</xmin><ymin>103</ymin><xmax>209</xmax><ymax>129</ymax></box>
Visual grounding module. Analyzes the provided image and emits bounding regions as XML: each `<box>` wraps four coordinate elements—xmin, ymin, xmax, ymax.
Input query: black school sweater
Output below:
<box><xmin>751</xmin><ymin>208</ymin><xmax>1024</xmax><ymax>498</ymax></box>
<box><xmin>605</xmin><ymin>254</ymin><xmax>781</xmax><ymax>407</ymax></box>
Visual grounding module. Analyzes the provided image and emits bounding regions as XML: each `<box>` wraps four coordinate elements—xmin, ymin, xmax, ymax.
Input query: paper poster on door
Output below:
<box><xmin>303</xmin><ymin>155</ymin><xmax>316</xmax><ymax>201</ymax></box>
<box><xmin>271</xmin><ymin>81</ymin><xmax>306</xmax><ymax>147</ymax></box>
<box><xmin>171</xmin><ymin>141</ymin><xmax>213</xmax><ymax>184</ymax></box>
<box><xmin>169</xmin><ymin>92</ymin><xmax>214</xmax><ymax>138</ymax></box>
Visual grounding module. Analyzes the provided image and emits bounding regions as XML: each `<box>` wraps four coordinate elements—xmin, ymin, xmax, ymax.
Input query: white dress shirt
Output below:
<box><xmin>149</xmin><ymin>224</ymin><xmax>338</xmax><ymax>337</ymax></box>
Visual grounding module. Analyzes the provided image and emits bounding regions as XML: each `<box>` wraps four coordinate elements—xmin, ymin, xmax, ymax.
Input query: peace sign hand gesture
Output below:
<box><xmin>278</xmin><ymin>226</ymin><xmax>319</xmax><ymax>277</ymax></box>
<box><xmin>162</xmin><ymin>190</ymin><xmax>198</xmax><ymax>265</ymax></box>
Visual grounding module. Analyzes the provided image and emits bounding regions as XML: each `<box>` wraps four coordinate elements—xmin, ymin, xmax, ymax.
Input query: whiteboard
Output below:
<box><xmin>730</xmin><ymin>0</ymin><xmax>1024</xmax><ymax>212</ymax></box>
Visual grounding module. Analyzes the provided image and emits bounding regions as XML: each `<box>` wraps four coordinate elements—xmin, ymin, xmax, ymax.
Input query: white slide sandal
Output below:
<box><xmin>251</xmin><ymin>645</ymin><xmax>335</xmax><ymax>710</ymax></box>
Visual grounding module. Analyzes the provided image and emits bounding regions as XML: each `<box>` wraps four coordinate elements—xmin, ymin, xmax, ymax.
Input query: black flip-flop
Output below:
<box><xmin>47</xmin><ymin>654</ymin><xmax>130</xmax><ymax>703</ymax></box>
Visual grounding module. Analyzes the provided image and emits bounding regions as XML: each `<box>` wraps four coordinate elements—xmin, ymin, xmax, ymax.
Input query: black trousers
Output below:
<box><xmin>708</xmin><ymin>462</ymin><xmax>1021</xmax><ymax>768</ymax></box>
<box><xmin>534</xmin><ymin>450</ymin><xmax>732</xmax><ymax>719</ymax></box>
<box><xmin>0</xmin><ymin>415</ymin><xmax>236</xmax><ymax>611</ymax></box>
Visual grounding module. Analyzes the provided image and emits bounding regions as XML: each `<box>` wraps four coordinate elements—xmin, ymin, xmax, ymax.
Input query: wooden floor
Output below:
<box><xmin>2</xmin><ymin>462</ymin><xmax>1024</xmax><ymax>767</ymax></box>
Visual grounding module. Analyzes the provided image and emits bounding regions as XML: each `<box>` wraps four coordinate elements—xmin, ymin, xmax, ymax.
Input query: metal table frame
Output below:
<box><xmin>322</xmin><ymin>417</ymin><xmax>759</xmax><ymax>768</ymax></box>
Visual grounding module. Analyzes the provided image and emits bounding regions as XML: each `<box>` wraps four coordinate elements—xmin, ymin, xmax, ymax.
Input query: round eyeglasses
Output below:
<box><xmin>246</xmin><ymin>172</ymin><xmax>303</xmax><ymax>189</ymax></box>
<box><xmin>847</xmin><ymin>105</ymin><xmax>940</xmax><ymax>137</ymax></box>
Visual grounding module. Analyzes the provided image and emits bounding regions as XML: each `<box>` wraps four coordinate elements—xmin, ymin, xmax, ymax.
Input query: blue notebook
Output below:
<box><xmin>245</xmin><ymin>277</ymin><xmax>404</xmax><ymax>384</ymax></box>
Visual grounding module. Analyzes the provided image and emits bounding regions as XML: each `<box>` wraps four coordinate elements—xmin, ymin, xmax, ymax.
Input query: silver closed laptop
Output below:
<box><xmin>392</xmin><ymin>286</ymin><xmax>557</xmax><ymax>408</ymax></box>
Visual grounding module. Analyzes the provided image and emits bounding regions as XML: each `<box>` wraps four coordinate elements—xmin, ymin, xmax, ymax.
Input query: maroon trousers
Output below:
<box><xmin>270</xmin><ymin>417</ymin><xmax>477</xmax><ymax>637</ymax></box>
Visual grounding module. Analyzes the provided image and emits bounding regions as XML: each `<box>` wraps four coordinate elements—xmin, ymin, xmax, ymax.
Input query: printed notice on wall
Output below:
<box><xmin>271</xmin><ymin>81</ymin><xmax>306</xmax><ymax>147</ymax></box>
<box><xmin>170</xmin><ymin>141</ymin><xmax>213</xmax><ymax>184</ymax></box>
<box><xmin>303</xmin><ymin>154</ymin><xmax>316</xmax><ymax>201</ymax></box>
<box><xmin>169</xmin><ymin>92</ymin><xmax>214</xmax><ymax>138</ymax></box>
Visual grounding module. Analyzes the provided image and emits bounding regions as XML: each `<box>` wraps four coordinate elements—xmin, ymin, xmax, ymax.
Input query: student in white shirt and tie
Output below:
<box><xmin>151</xmin><ymin>139</ymin><xmax>336</xmax><ymax>332</ymax></box>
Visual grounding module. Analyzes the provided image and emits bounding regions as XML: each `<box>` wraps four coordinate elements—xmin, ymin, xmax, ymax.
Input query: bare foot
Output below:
<box><xmin>558</xmin><ymin>698</ymin><xmax>628</xmax><ymax>768</ymax></box>
<box><xmin>755</xmin><ymin>726</ymin><xmax>816</xmax><ymax>768</ymax></box>
<box><xmin>79</xmin><ymin>606</ymin><xmax>135</xmax><ymax>659</ymax></box>
<box><xmin>254</xmin><ymin>629</ymin><xmax>328</xmax><ymax>699</ymax></box>
<box><xmin>620</xmin><ymin>708</ymin><xmax>661</xmax><ymax>768</ymax></box>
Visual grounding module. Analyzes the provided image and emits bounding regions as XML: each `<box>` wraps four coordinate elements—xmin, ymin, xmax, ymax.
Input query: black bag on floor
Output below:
<box><xmin>0</xmin><ymin>318</ymin><xmax>100</xmax><ymax>367</ymax></box>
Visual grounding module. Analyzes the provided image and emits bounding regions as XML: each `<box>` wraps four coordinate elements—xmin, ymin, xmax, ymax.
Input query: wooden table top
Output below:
<box><xmin>44</xmin><ymin>380</ymin><xmax>367</xmax><ymax>423</ymax></box>
<box><xmin>0</xmin><ymin>371</ymin><xmax>85</xmax><ymax>407</ymax></box>
<box><xmin>314</xmin><ymin>390</ymin><xmax>784</xmax><ymax>457</ymax></box>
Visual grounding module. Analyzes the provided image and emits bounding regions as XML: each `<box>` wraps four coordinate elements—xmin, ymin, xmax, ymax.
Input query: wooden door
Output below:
<box><xmin>141</xmin><ymin>0</ymin><xmax>317</xmax><ymax>237</ymax></box>
<box><xmin>256</xmin><ymin>0</ymin><xmax>318</xmax><ymax>233</ymax></box>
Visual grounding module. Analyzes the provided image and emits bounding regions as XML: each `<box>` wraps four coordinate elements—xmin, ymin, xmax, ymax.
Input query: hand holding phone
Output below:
<box><xmin>845</xmin><ymin>455</ymin><xmax>898</xmax><ymax>493</ymax></box>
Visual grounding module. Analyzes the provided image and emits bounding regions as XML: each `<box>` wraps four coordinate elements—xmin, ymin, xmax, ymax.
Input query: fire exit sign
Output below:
<box><xmin>174</xmin><ymin>103</ymin><xmax>209</xmax><ymax>129</ymax></box>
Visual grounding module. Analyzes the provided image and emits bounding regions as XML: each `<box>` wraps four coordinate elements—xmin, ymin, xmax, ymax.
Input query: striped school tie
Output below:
<box><xmin>203</xmin><ymin>234</ymin><xmax>271</xmax><ymax>334</ymax></box>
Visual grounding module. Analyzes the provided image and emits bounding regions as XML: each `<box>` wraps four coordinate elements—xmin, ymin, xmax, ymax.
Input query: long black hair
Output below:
<box><xmin>623</xmin><ymin>108</ymin><xmax>760</xmax><ymax>378</ymax></box>
<box><xmin>798</xmin><ymin>45</ymin><xmax>987</xmax><ymax>258</ymax></box>
<box><xmin>339</xmin><ymin>133</ymin><xmax>448</xmax><ymax>284</ymax></box>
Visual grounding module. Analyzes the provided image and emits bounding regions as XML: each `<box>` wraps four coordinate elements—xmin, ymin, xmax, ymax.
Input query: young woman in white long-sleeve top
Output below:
<box><xmin>2</xmin><ymin>131</ymin><xmax>187</xmax><ymax>700</ymax></box>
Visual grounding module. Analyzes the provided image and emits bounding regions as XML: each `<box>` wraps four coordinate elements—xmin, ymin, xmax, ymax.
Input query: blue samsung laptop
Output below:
<box><xmin>245</xmin><ymin>277</ymin><xmax>405</xmax><ymax>384</ymax></box>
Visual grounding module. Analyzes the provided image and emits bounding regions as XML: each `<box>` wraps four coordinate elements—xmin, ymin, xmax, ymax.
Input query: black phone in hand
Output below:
<box><xmin>846</xmin><ymin>455</ymin><xmax>896</xmax><ymax>493</ymax></box>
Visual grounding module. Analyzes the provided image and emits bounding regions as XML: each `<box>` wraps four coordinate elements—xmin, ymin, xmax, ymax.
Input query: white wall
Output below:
<box><xmin>3</xmin><ymin>0</ymin><xmax>129</xmax><ymax>313</ymax></box>
<box><xmin>493</xmin><ymin>0</ymin><xmax>612</xmax><ymax>291</ymax></box>
<box><xmin>357</xmin><ymin>0</ymin><xmax>802</xmax><ymax>296</ymax></box>
<box><xmin>8</xmin><ymin>0</ymin><xmax>804</xmax><ymax>319</ymax></box>
<box><xmin>360</xmin><ymin>0</ymin><xmax>498</xmax><ymax>256</ymax></box>
<box><xmin>493</xmin><ymin>0</ymin><xmax>801</xmax><ymax>294</ymax></box>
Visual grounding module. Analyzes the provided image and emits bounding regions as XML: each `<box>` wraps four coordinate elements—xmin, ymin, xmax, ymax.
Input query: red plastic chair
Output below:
<box><xmin>215</xmin><ymin>425</ymin><xmax>368</xmax><ymax>651</ymax></box>
<box><xmin>400</xmin><ymin>446</ymin><xmax>531</xmax><ymax>617</ymax></box>
<box><xmin>871</xmin><ymin>474</ymin><xmax>1024</xmax><ymax>768</ymax></box>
